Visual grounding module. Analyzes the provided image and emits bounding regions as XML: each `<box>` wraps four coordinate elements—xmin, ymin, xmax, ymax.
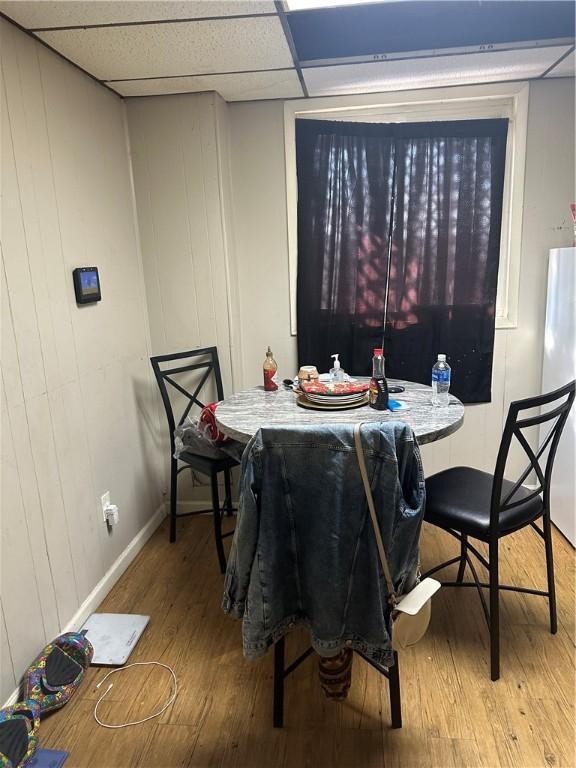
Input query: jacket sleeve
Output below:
<box><xmin>222</xmin><ymin>441</ymin><xmax>261</xmax><ymax>619</ymax></box>
<box><xmin>395</xmin><ymin>423</ymin><xmax>425</xmax><ymax>511</ymax></box>
<box><xmin>392</xmin><ymin>423</ymin><xmax>426</xmax><ymax>594</ymax></box>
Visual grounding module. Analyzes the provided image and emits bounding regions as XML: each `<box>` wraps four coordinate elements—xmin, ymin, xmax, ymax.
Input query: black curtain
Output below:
<box><xmin>296</xmin><ymin>120</ymin><xmax>395</xmax><ymax>376</ymax></box>
<box><xmin>296</xmin><ymin>117</ymin><xmax>508</xmax><ymax>403</ymax></box>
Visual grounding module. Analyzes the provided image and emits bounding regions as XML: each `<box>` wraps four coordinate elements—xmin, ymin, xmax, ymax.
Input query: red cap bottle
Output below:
<box><xmin>369</xmin><ymin>348</ymin><xmax>389</xmax><ymax>410</ymax></box>
<box><xmin>263</xmin><ymin>347</ymin><xmax>278</xmax><ymax>391</ymax></box>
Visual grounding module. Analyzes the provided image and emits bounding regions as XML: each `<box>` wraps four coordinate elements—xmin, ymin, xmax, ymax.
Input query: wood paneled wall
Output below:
<box><xmin>0</xmin><ymin>20</ymin><xmax>163</xmax><ymax>702</ymax></box>
<box><xmin>126</xmin><ymin>93</ymin><xmax>240</xmax><ymax>503</ymax></box>
<box><xmin>126</xmin><ymin>92</ymin><xmax>236</xmax><ymax>395</ymax></box>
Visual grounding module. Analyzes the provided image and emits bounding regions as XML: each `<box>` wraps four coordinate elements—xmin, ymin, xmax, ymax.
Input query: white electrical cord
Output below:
<box><xmin>93</xmin><ymin>662</ymin><xmax>178</xmax><ymax>728</ymax></box>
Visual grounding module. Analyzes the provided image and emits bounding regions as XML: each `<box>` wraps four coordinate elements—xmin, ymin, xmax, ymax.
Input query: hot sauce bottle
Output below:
<box><xmin>263</xmin><ymin>347</ymin><xmax>279</xmax><ymax>391</ymax></box>
<box><xmin>369</xmin><ymin>348</ymin><xmax>389</xmax><ymax>410</ymax></box>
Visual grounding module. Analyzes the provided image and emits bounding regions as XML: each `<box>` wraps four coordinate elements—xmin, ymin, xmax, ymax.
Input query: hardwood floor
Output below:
<box><xmin>39</xmin><ymin>516</ymin><xmax>575</xmax><ymax>767</ymax></box>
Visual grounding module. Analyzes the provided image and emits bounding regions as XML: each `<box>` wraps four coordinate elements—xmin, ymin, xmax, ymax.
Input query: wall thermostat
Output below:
<box><xmin>73</xmin><ymin>267</ymin><xmax>101</xmax><ymax>304</ymax></box>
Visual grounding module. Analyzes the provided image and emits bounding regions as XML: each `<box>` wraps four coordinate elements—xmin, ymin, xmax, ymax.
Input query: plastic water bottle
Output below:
<box><xmin>431</xmin><ymin>354</ymin><xmax>451</xmax><ymax>406</ymax></box>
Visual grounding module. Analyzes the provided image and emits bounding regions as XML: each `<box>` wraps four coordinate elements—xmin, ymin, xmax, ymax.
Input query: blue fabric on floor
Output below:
<box><xmin>28</xmin><ymin>748</ymin><xmax>68</xmax><ymax>768</ymax></box>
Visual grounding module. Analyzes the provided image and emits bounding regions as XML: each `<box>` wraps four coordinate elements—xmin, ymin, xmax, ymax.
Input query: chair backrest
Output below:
<box><xmin>150</xmin><ymin>347</ymin><xmax>224</xmax><ymax>454</ymax></box>
<box><xmin>490</xmin><ymin>379</ymin><xmax>575</xmax><ymax>529</ymax></box>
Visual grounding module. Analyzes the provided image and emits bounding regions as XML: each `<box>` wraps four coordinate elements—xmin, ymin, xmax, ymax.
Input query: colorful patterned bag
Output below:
<box><xmin>23</xmin><ymin>633</ymin><xmax>93</xmax><ymax>715</ymax></box>
<box><xmin>0</xmin><ymin>700</ymin><xmax>40</xmax><ymax>768</ymax></box>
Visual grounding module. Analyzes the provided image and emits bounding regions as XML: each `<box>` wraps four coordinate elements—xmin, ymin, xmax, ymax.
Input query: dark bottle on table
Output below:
<box><xmin>369</xmin><ymin>348</ymin><xmax>389</xmax><ymax>410</ymax></box>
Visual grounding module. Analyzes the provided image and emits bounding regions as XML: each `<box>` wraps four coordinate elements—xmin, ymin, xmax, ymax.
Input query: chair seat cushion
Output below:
<box><xmin>219</xmin><ymin>440</ymin><xmax>245</xmax><ymax>463</ymax></box>
<box><xmin>179</xmin><ymin>432</ymin><xmax>244</xmax><ymax>465</ymax></box>
<box><xmin>425</xmin><ymin>466</ymin><xmax>543</xmax><ymax>540</ymax></box>
<box><xmin>179</xmin><ymin>430</ymin><xmax>230</xmax><ymax>461</ymax></box>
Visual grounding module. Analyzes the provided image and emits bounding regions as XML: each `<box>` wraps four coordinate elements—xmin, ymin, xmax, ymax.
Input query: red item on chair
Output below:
<box><xmin>199</xmin><ymin>403</ymin><xmax>228</xmax><ymax>444</ymax></box>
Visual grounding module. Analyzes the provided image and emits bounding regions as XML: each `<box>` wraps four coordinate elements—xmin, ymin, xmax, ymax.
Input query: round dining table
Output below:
<box><xmin>216</xmin><ymin>379</ymin><xmax>464</xmax><ymax>445</ymax></box>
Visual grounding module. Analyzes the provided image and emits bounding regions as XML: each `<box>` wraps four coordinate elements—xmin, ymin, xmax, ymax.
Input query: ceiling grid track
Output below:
<box><xmin>298</xmin><ymin>38</ymin><xmax>575</xmax><ymax>70</ymax></box>
<box><xmin>119</xmin><ymin>72</ymin><xmax>576</xmax><ymax>101</ymax></box>
<box><xmin>28</xmin><ymin>12</ymin><xmax>278</xmax><ymax>32</ymax></box>
<box><xmin>274</xmin><ymin>0</ymin><xmax>309</xmax><ymax>97</ymax></box>
<box><xmin>539</xmin><ymin>43</ymin><xmax>575</xmax><ymax>77</ymax></box>
<box><xmin>107</xmin><ymin>66</ymin><xmax>295</xmax><ymax>84</ymax></box>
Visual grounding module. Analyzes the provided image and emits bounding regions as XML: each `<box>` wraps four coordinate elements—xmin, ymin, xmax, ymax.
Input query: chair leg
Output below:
<box><xmin>273</xmin><ymin>637</ymin><xmax>285</xmax><ymax>728</ymax></box>
<box><xmin>388</xmin><ymin>651</ymin><xmax>402</xmax><ymax>728</ymax></box>
<box><xmin>489</xmin><ymin>538</ymin><xmax>500</xmax><ymax>681</ymax></box>
<box><xmin>169</xmin><ymin>458</ymin><xmax>178</xmax><ymax>543</ymax></box>
<box><xmin>210</xmin><ymin>472</ymin><xmax>227</xmax><ymax>574</ymax></box>
<box><xmin>224</xmin><ymin>467</ymin><xmax>233</xmax><ymax>517</ymax></box>
<box><xmin>542</xmin><ymin>512</ymin><xmax>558</xmax><ymax>635</ymax></box>
<box><xmin>456</xmin><ymin>534</ymin><xmax>468</xmax><ymax>583</ymax></box>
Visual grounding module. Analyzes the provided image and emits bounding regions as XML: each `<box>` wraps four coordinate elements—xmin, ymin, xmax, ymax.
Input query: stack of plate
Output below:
<box><xmin>297</xmin><ymin>392</ymin><xmax>368</xmax><ymax>411</ymax></box>
<box><xmin>305</xmin><ymin>390</ymin><xmax>367</xmax><ymax>406</ymax></box>
<box><xmin>298</xmin><ymin>382</ymin><xmax>369</xmax><ymax>411</ymax></box>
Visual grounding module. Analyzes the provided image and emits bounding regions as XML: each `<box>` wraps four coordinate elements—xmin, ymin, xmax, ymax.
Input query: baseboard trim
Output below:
<box><xmin>2</xmin><ymin>503</ymin><xmax>167</xmax><ymax>707</ymax></box>
<box><xmin>3</xmin><ymin>688</ymin><xmax>20</xmax><ymax>708</ymax></box>
<box><xmin>62</xmin><ymin>503</ymin><xmax>167</xmax><ymax>633</ymax></box>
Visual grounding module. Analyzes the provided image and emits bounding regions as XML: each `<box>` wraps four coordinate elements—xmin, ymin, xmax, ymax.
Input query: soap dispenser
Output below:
<box><xmin>330</xmin><ymin>354</ymin><xmax>345</xmax><ymax>382</ymax></box>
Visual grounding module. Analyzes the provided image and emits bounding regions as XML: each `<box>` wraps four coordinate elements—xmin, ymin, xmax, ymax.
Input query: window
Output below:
<box><xmin>284</xmin><ymin>83</ymin><xmax>530</xmax><ymax>337</ymax></box>
<box><xmin>295</xmin><ymin>117</ymin><xmax>508</xmax><ymax>402</ymax></box>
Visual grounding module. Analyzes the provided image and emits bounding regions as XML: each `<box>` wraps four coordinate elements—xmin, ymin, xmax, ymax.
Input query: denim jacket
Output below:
<box><xmin>222</xmin><ymin>421</ymin><xmax>425</xmax><ymax>666</ymax></box>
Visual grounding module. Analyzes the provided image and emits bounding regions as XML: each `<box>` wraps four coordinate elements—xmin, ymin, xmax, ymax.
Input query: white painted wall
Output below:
<box><xmin>0</xmin><ymin>20</ymin><xmax>163</xmax><ymax>702</ymax></box>
<box><xmin>125</xmin><ymin>91</ymin><xmax>240</xmax><ymax>502</ymax></box>
<box><xmin>228</xmin><ymin>100</ymin><xmax>298</xmax><ymax>390</ymax></box>
<box><xmin>227</xmin><ymin>80</ymin><xmax>575</xmax><ymax>477</ymax></box>
<box><xmin>126</xmin><ymin>92</ymin><xmax>236</xmax><ymax>390</ymax></box>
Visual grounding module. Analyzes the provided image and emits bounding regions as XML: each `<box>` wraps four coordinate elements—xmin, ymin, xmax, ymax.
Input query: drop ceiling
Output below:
<box><xmin>0</xmin><ymin>0</ymin><xmax>573</xmax><ymax>102</ymax></box>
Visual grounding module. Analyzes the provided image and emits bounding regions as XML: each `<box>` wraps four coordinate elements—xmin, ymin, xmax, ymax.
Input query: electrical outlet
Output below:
<box><xmin>101</xmin><ymin>491</ymin><xmax>111</xmax><ymax>522</ymax></box>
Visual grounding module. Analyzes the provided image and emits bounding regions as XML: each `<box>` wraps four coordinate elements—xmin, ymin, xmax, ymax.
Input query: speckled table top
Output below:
<box><xmin>216</xmin><ymin>379</ymin><xmax>464</xmax><ymax>445</ymax></box>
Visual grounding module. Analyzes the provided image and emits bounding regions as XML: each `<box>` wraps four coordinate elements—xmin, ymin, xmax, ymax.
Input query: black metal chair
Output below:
<box><xmin>272</xmin><ymin>637</ymin><xmax>401</xmax><ymax>729</ymax></box>
<box><xmin>422</xmin><ymin>380</ymin><xmax>575</xmax><ymax>681</ymax></box>
<box><xmin>241</xmin><ymin>422</ymin><xmax>408</xmax><ymax>729</ymax></box>
<box><xmin>150</xmin><ymin>347</ymin><xmax>238</xmax><ymax>572</ymax></box>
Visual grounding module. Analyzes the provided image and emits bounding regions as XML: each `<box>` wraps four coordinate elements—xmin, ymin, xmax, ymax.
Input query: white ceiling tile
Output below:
<box><xmin>545</xmin><ymin>50</ymin><xmax>575</xmax><ymax>77</ymax></box>
<box><xmin>0</xmin><ymin>1</ymin><xmax>275</xmax><ymax>28</ymax></box>
<box><xmin>304</xmin><ymin>47</ymin><xmax>572</xmax><ymax>97</ymax></box>
<box><xmin>37</xmin><ymin>16</ymin><xmax>294</xmax><ymax>80</ymax></box>
<box><xmin>110</xmin><ymin>69</ymin><xmax>303</xmax><ymax>100</ymax></box>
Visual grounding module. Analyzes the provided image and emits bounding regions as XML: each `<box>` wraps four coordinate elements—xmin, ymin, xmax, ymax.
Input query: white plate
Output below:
<box><xmin>297</xmin><ymin>394</ymin><xmax>368</xmax><ymax>411</ymax></box>
<box><xmin>305</xmin><ymin>393</ymin><xmax>367</xmax><ymax>404</ymax></box>
<box><xmin>305</xmin><ymin>387</ymin><xmax>367</xmax><ymax>398</ymax></box>
<box><xmin>306</xmin><ymin>391</ymin><xmax>366</xmax><ymax>400</ymax></box>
